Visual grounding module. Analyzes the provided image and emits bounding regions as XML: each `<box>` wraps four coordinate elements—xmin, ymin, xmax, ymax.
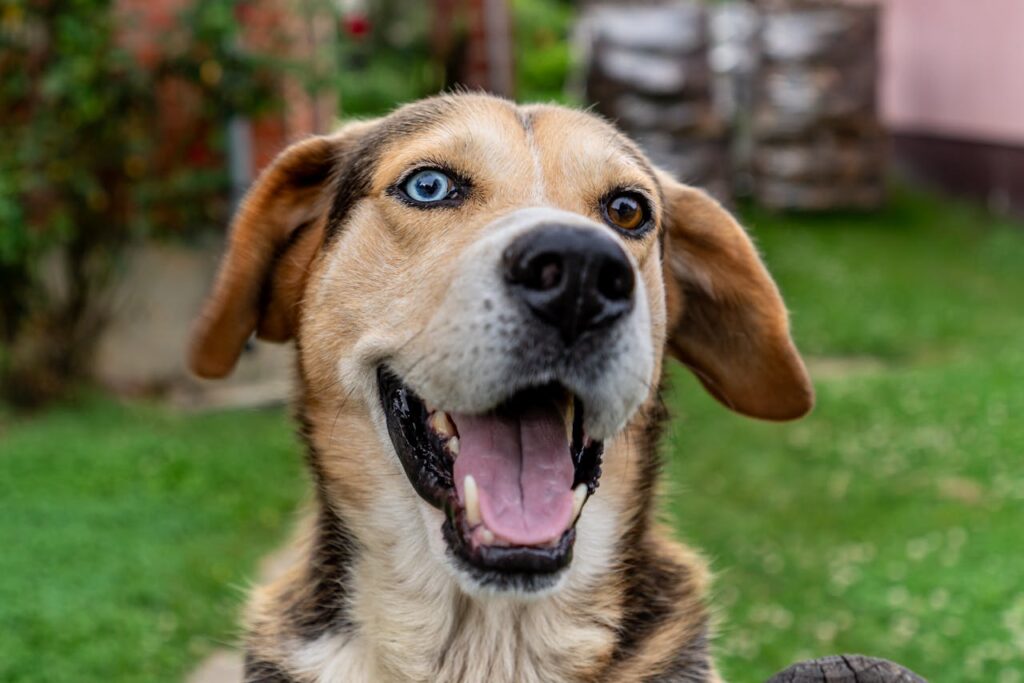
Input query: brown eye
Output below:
<box><xmin>604</xmin><ymin>194</ymin><xmax>646</xmax><ymax>231</ymax></box>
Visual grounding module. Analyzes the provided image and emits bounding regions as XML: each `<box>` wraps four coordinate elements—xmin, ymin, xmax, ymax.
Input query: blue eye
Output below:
<box><xmin>404</xmin><ymin>169</ymin><xmax>454</xmax><ymax>204</ymax></box>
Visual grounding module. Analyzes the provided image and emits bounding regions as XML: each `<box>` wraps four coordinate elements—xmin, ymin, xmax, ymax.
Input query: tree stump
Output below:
<box><xmin>767</xmin><ymin>655</ymin><xmax>927</xmax><ymax>683</ymax></box>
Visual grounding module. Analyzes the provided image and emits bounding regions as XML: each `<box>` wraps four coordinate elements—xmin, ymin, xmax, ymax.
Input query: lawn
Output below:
<box><xmin>665</xmin><ymin>189</ymin><xmax>1024</xmax><ymax>681</ymax></box>
<box><xmin>1</xmin><ymin>188</ymin><xmax>1022</xmax><ymax>682</ymax></box>
<box><xmin>0</xmin><ymin>403</ymin><xmax>306</xmax><ymax>682</ymax></box>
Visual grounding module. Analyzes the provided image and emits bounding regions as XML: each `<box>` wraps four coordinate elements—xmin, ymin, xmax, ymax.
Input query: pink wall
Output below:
<box><xmin>861</xmin><ymin>0</ymin><xmax>1024</xmax><ymax>145</ymax></box>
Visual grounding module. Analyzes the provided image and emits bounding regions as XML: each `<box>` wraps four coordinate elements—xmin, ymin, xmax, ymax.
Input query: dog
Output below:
<box><xmin>189</xmin><ymin>93</ymin><xmax>813</xmax><ymax>682</ymax></box>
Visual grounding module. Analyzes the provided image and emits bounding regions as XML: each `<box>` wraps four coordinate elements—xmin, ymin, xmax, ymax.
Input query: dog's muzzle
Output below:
<box><xmin>376</xmin><ymin>208</ymin><xmax>654</xmax><ymax>592</ymax></box>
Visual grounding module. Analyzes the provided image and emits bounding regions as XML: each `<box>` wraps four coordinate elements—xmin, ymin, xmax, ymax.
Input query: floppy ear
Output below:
<box><xmin>659</xmin><ymin>173</ymin><xmax>813</xmax><ymax>420</ymax></box>
<box><xmin>188</xmin><ymin>125</ymin><xmax>368</xmax><ymax>379</ymax></box>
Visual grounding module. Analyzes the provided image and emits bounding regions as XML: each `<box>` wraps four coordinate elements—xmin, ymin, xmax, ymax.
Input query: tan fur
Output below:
<box><xmin>190</xmin><ymin>94</ymin><xmax>810</xmax><ymax>682</ymax></box>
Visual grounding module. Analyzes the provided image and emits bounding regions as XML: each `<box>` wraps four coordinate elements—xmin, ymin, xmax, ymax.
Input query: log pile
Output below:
<box><xmin>751</xmin><ymin>0</ymin><xmax>885</xmax><ymax>210</ymax></box>
<box><xmin>579</xmin><ymin>2</ymin><xmax>731</xmax><ymax>202</ymax></box>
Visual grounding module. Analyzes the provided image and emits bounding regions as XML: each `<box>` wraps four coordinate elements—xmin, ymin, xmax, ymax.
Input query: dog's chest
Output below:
<box><xmin>293</xmin><ymin>603</ymin><xmax>613</xmax><ymax>683</ymax></box>
<box><xmin>294</xmin><ymin>558</ymin><xmax>615</xmax><ymax>683</ymax></box>
<box><xmin>422</xmin><ymin>600</ymin><xmax>612</xmax><ymax>683</ymax></box>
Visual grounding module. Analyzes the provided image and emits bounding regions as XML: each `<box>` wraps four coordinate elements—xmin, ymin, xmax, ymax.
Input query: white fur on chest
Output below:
<box><xmin>290</xmin><ymin>488</ymin><xmax>622</xmax><ymax>683</ymax></box>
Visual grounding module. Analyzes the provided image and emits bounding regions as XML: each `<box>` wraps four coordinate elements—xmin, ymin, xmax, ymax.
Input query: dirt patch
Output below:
<box><xmin>187</xmin><ymin>649</ymin><xmax>244</xmax><ymax>683</ymax></box>
<box><xmin>805</xmin><ymin>355</ymin><xmax>887</xmax><ymax>380</ymax></box>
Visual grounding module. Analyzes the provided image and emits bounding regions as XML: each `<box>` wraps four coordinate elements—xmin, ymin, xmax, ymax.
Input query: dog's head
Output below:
<box><xmin>189</xmin><ymin>94</ymin><xmax>812</xmax><ymax>596</ymax></box>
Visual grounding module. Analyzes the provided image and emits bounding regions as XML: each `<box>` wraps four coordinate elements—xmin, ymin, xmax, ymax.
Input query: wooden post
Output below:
<box><xmin>436</xmin><ymin>0</ymin><xmax>514</xmax><ymax>97</ymax></box>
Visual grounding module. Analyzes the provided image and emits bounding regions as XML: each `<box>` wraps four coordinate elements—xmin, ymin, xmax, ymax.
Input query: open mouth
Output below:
<box><xmin>377</xmin><ymin>367</ymin><xmax>604</xmax><ymax>590</ymax></box>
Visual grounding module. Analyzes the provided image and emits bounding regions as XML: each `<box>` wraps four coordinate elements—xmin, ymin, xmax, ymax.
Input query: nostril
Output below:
<box><xmin>597</xmin><ymin>256</ymin><xmax>635</xmax><ymax>302</ymax></box>
<box><xmin>532</xmin><ymin>253</ymin><xmax>563</xmax><ymax>291</ymax></box>
<box><xmin>505</xmin><ymin>246</ymin><xmax>565</xmax><ymax>292</ymax></box>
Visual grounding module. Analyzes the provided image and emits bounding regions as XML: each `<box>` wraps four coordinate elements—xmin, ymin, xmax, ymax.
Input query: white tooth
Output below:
<box><xmin>430</xmin><ymin>411</ymin><xmax>456</xmax><ymax>438</ymax></box>
<box><xmin>464</xmin><ymin>475</ymin><xmax>481</xmax><ymax>526</ymax></box>
<box><xmin>480</xmin><ymin>528</ymin><xmax>495</xmax><ymax>544</ymax></box>
<box><xmin>565</xmin><ymin>398</ymin><xmax>575</xmax><ymax>442</ymax></box>
<box><xmin>447</xmin><ymin>436</ymin><xmax>460</xmax><ymax>458</ymax></box>
<box><xmin>572</xmin><ymin>484</ymin><xmax>588</xmax><ymax>522</ymax></box>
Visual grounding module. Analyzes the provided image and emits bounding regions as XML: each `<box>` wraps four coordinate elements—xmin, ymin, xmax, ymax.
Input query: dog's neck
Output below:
<box><xmin>337</xmin><ymin>505</ymin><xmax>622</xmax><ymax>682</ymax></box>
<box><xmin>293</xmin><ymin>443</ymin><xmax>629</xmax><ymax>682</ymax></box>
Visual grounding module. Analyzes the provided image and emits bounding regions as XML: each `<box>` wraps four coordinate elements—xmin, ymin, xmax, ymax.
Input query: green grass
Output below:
<box><xmin>664</xmin><ymin>188</ymin><xmax>1024</xmax><ymax>681</ymax></box>
<box><xmin>0</xmin><ymin>401</ymin><xmax>305</xmax><ymax>683</ymax></box>
<box><xmin>1</xmin><ymin>187</ymin><xmax>1022</xmax><ymax>681</ymax></box>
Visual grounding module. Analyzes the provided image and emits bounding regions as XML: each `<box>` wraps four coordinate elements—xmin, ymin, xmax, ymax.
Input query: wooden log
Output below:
<box><xmin>755</xmin><ymin>178</ymin><xmax>884</xmax><ymax>211</ymax></box>
<box><xmin>753</xmin><ymin>107</ymin><xmax>883</xmax><ymax>143</ymax></box>
<box><xmin>754</xmin><ymin>140</ymin><xmax>885</xmax><ymax>182</ymax></box>
<box><xmin>590</xmin><ymin>46</ymin><xmax>712</xmax><ymax>99</ymax></box>
<box><xmin>635</xmin><ymin>135</ymin><xmax>730</xmax><ymax>199</ymax></box>
<box><xmin>608</xmin><ymin>96</ymin><xmax>720</xmax><ymax>136</ymax></box>
<box><xmin>585</xmin><ymin>2</ymin><xmax>707</xmax><ymax>55</ymax></box>
<box><xmin>766</xmin><ymin>655</ymin><xmax>927</xmax><ymax>682</ymax></box>
<box><xmin>759</xmin><ymin>62</ymin><xmax>877</xmax><ymax>118</ymax></box>
<box><xmin>758</xmin><ymin>1</ymin><xmax>878</xmax><ymax>65</ymax></box>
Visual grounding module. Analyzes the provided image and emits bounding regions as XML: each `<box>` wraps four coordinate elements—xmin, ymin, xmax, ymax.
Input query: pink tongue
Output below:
<box><xmin>452</xmin><ymin>402</ymin><xmax>574</xmax><ymax>546</ymax></box>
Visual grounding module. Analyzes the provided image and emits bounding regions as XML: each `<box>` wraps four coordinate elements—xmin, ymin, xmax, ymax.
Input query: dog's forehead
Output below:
<box><xmin>367</xmin><ymin>96</ymin><xmax>657</xmax><ymax>194</ymax></box>
<box><xmin>526</xmin><ymin>105</ymin><xmax>661</xmax><ymax>204</ymax></box>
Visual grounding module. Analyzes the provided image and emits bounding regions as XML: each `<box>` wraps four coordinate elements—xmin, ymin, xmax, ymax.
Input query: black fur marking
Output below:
<box><xmin>286</xmin><ymin>499</ymin><xmax>358</xmax><ymax>639</ymax></box>
<box><xmin>611</xmin><ymin>546</ymin><xmax>690</xmax><ymax>662</ymax></box>
<box><xmin>243</xmin><ymin>656</ymin><xmax>297</xmax><ymax>683</ymax></box>
<box><xmin>643</xmin><ymin>628</ymin><xmax>713</xmax><ymax>682</ymax></box>
<box><xmin>607</xmin><ymin>379</ymin><xmax>710</xmax><ymax>677</ymax></box>
<box><xmin>268</xmin><ymin>382</ymin><xmax>359</xmax><ymax>640</ymax></box>
<box><xmin>283</xmin><ymin>400</ymin><xmax>361</xmax><ymax>640</ymax></box>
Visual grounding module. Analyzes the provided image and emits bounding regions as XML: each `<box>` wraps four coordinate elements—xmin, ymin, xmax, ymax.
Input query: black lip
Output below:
<box><xmin>377</xmin><ymin>367</ymin><xmax>604</xmax><ymax>586</ymax></box>
<box><xmin>378</xmin><ymin>368</ymin><xmax>453</xmax><ymax>508</ymax></box>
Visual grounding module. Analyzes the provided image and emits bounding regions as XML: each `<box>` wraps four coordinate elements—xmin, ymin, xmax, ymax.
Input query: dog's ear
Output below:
<box><xmin>659</xmin><ymin>173</ymin><xmax>813</xmax><ymax>420</ymax></box>
<box><xmin>188</xmin><ymin>123</ymin><xmax>371</xmax><ymax>379</ymax></box>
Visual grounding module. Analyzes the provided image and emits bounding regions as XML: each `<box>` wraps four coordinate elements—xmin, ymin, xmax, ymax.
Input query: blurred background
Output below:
<box><xmin>1</xmin><ymin>0</ymin><xmax>1022</xmax><ymax>681</ymax></box>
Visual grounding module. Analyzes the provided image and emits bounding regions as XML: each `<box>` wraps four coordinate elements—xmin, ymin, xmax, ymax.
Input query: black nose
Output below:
<box><xmin>503</xmin><ymin>225</ymin><xmax>635</xmax><ymax>346</ymax></box>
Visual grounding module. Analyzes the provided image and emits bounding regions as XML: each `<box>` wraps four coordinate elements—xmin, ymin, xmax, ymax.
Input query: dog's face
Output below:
<box><xmin>189</xmin><ymin>95</ymin><xmax>812</xmax><ymax>596</ymax></box>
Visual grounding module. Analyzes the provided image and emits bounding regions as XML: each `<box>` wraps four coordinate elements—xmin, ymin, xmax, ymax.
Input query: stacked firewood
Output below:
<box><xmin>579</xmin><ymin>2</ymin><xmax>731</xmax><ymax>201</ymax></box>
<box><xmin>751</xmin><ymin>0</ymin><xmax>885</xmax><ymax>210</ymax></box>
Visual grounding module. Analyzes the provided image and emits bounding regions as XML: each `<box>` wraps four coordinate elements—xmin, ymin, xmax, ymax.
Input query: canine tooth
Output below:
<box><xmin>464</xmin><ymin>475</ymin><xmax>481</xmax><ymax>526</ymax></box>
<box><xmin>480</xmin><ymin>528</ymin><xmax>495</xmax><ymax>545</ymax></box>
<box><xmin>572</xmin><ymin>483</ymin><xmax>588</xmax><ymax>522</ymax></box>
<box><xmin>447</xmin><ymin>436</ymin><xmax>460</xmax><ymax>458</ymax></box>
<box><xmin>430</xmin><ymin>411</ymin><xmax>456</xmax><ymax>438</ymax></box>
<box><xmin>565</xmin><ymin>398</ymin><xmax>575</xmax><ymax>442</ymax></box>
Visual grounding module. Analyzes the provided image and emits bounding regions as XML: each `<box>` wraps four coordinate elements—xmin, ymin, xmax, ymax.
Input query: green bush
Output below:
<box><xmin>0</xmin><ymin>0</ymin><xmax>326</xmax><ymax>406</ymax></box>
<box><xmin>515</xmin><ymin>0</ymin><xmax>574</xmax><ymax>103</ymax></box>
<box><xmin>334</xmin><ymin>0</ymin><xmax>575</xmax><ymax>118</ymax></box>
